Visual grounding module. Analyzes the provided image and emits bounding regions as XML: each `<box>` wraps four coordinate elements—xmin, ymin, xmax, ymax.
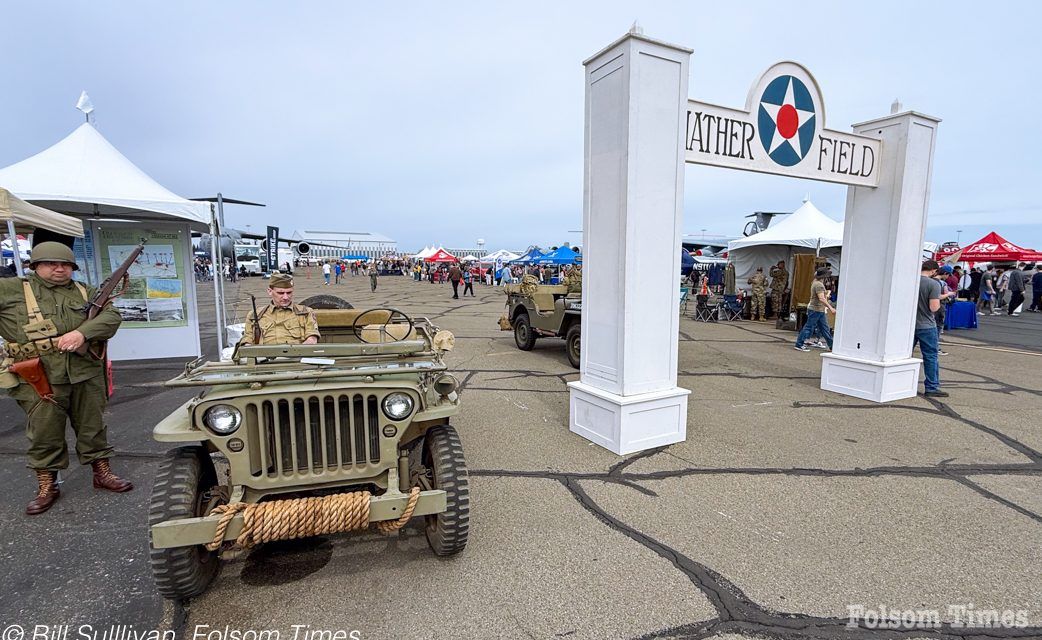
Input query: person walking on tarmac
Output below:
<box><xmin>0</xmin><ymin>242</ymin><xmax>132</xmax><ymax>515</ymax></box>
<box><xmin>462</xmin><ymin>267</ymin><xmax>475</xmax><ymax>297</ymax></box>
<box><xmin>448</xmin><ymin>263</ymin><xmax>463</xmax><ymax>299</ymax></box>
<box><xmin>367</xmin><ymin>263</ymin><xmax>379</xmax><ymax>292</ymax></box>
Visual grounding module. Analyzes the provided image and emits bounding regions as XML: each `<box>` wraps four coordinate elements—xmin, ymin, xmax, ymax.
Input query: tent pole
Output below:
<box><xmin>209</xmin><ymin>204</ymin><xmax>224</xmax><ymax>356</ymax></box>
<box><xmin>7</xmin><ymin>221</ymin><xmax>23</xmax><ymax>277</ymax></box>
<box><xmin>215</xmin><ymin>193</ymin><xmax>230</xmax><ymax>331</ymax></box>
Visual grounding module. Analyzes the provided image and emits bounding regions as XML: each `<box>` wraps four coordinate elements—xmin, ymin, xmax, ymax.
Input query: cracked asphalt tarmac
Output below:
<box><xmin>1</xmin><ymin>270</ymin><xmax>1040</xmax><ymax>639</ymax></box>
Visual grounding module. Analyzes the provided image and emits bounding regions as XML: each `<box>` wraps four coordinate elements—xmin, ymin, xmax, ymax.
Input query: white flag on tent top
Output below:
<box><xmin>75</xmin><ymin>91</ymin><xmax>94</xmax><ymax>115</ymax></box>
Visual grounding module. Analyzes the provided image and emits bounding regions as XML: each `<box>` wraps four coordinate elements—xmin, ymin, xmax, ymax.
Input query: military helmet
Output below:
<box><xmin>29</xmin><ymin>242</ymin><xmax>79</xmax><ymax>271</ymax></box>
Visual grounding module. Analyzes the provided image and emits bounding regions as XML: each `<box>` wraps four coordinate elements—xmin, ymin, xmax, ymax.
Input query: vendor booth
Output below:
<box><xmin>935</xmin><ymin>231</ymin><xmax>1042</xmax><ymax>264</ymax></box>
<box><xmin>424</xmin><ymin>248</ymin><xmax>458</xmax><ymax>263</ymax></box>
<box><xmin>0</xmin><ymin>123</ymin><xmax>211</xmax><ymax>361</ymax></box>
<box><xmin>727</xmin><ymin>200</ymin><xmax>843</xmax><ymax>283</ymax></box>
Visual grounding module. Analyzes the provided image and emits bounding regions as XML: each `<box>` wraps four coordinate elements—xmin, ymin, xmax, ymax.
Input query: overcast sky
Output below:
<box><xmin>1</xmin><ymin>1</ymin><xmax>1039</xmax><ymax>253</ymax></box>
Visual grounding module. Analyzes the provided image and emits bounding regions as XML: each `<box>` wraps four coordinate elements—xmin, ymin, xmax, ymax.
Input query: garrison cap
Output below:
<box><xmin>29</xmin><ymin>242</ymin><xmax>79</xmax><ymax>270</ymax></box>
<box><xmin>269</xmin><ymin>272</ymin><xmax>294</xmax><ymax>288</ymax></box>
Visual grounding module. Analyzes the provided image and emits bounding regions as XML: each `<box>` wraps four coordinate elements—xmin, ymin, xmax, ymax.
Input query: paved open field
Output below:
<box><xmin>2</xmin><ymin>269</ymin><xmax>1040</xmax><ymax>640</ymax></box>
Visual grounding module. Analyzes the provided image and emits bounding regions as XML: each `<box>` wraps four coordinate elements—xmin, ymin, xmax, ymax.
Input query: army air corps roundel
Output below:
<box><xmin>757</xmin><ymin>75</ymin><xmax>816</xmax><ymax>167</ymax></box>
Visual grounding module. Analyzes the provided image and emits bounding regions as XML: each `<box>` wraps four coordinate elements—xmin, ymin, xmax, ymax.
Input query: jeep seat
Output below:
<box><xmin>313</xmin><ymin>309</ymin><xmax>392</xmax><ymax>328</ymax></box>
<box><xmin>531</xmin><ymin>292</ymin><xmax>557</xmax><ymax>315</ymax></box>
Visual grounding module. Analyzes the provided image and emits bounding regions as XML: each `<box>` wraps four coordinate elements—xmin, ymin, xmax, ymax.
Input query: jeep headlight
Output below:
<box><xmin>203</xmin><ymin>404</ymin><xmax>242</xmax><ymax>435</ymax></box>
<box><xmin>381</xmin><ymin>393</ymin><xmax>414</xmax><ymax>421</ymax></box>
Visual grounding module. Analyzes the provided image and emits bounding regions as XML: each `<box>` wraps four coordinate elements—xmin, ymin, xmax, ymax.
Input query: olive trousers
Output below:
<box><xmin>11</xmin><ymin>375</ymin><xmax>113</xmax><ymax>470</ymax></box>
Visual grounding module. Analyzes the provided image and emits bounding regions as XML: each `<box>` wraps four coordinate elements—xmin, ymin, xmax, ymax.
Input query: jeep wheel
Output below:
<box><xmin>565</xmin><ymin>323</ymin><xmax>581</xmax><ymax>369</ymax></box>
<box><xmin>299</xmin><ymin>294</ymin><xmax>354</xmax><ymax>309</ymax></box>
<box><xmin>423</xmin><ymin>425</ymin><xmax>470</xmax><ymax>556</ymax></box>
<box><xmin>513</xmin><ymin>313</ymin><xmax>536</xmax><ymax>351</ymax></box>
<box><xmin>149</xmin><ymin>446</ymin><xmax>222</xmax><ymax>600</ymax></box>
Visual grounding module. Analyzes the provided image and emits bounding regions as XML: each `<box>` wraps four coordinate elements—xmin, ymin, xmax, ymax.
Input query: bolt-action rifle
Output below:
<box><xmin>77</xmin><ymin>240</ymin><xmax>147</xmax><ymax>360</ymax></box>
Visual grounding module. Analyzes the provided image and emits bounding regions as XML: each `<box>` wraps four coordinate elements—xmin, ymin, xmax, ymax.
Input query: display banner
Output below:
<box><xmin>266</xmin><ymin>225</ymin><xmax>279</xmax><ymax>272</ymax></box>
<box><xmin>97</xmin><ymin>227</ymin><xmax>187</xmax><ymax>328</ymax></box>
<box><xmin>684</xmin><ymin>61</ymin><xmax>881</xmax><ymax>187</ymax></box>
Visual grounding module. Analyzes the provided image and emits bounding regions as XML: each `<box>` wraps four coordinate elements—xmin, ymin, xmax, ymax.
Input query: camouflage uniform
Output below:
<box><xmin>769</xmin><ymin>265</ymin><xmax>789</xmax><ymax>318</ymax></box>
<box><xmin>241</xmin><ymin>304</ymin><xmax>320</xmax><ymax>345</ymax></box>
<box><xmin>0</xmin><ymin>272</ymin><xmax>122</xmax><ymax>470</ymax></box>
<box><xmin>748</xmin><ymin>271</ymin><xmax>767</xmax><ymax>321</ymax></box>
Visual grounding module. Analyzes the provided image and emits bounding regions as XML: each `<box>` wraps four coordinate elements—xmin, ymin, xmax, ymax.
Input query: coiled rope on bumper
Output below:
<box><xmin>206</xmin><ymin>487</ymin><xmax>421</xmax><ymax>551</ymax></box>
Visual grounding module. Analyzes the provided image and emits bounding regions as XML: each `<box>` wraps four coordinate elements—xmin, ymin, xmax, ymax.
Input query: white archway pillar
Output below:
<box><xmin>567</xmin><ymin>30</ymin><xmax>692</xmax><ymax>455</ymax></box>
<box><xmin>821</xmin><ymin>111</ymin><xmax>941</xmax><ymax>402</ymax></box>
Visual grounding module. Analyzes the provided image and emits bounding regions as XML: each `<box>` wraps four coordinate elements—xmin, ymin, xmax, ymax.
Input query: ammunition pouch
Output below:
<box><xmin>22</xmin><ymin>318</ymin><xmax>60</xmax><ymax>342</ymax></box>
<box><xmin>0</xmin><ymin>356</ymin><xmax>18</xmax><ymax>389</ymax></box>
<box><xmin>9</xmin><ymin>357</ymin><xmax>54</xmax><ymax>400</ymax></box>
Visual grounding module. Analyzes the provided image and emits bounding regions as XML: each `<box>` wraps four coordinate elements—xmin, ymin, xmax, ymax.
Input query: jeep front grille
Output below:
<box><xmin>245</xmin><ymin>394</ymin><xmax>381</xmax><ymax>477</ymax></box>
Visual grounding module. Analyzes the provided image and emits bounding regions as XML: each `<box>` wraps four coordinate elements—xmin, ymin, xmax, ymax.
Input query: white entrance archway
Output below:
<box><xmin>569</xmin><ymin>28</ymin><xmax>940</xmax><ymax>455</ymax></box>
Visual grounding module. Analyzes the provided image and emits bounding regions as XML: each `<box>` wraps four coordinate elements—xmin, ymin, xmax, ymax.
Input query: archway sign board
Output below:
<box><xmin>685</xmin><ymin>61</ymin><xmax>881</xmax><ymax>188</ymax></box>
<box><xmin>570</xmin><ymin>28</ymin><xmax>939</xmax><ymax>455</ymax></box>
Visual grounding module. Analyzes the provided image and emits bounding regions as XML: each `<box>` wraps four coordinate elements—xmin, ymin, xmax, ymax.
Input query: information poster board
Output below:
<box><xmin>96</xmin><ymin>227</ymin><xmax>187</xmax><ymax>328</ymax></box>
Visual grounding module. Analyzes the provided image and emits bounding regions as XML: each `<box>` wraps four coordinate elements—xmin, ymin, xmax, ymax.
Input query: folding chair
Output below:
<box><xmin>679</xmin><ymin>287</ymin><xmax>690</xmax><ymax>313</ymax></box>
<box><xmin>720</xmin><ymin>294</ymin><xmax>743</xmax><ymax>321</ymax></box>
<box><xmin>693</xmin><ymin>294</ymin><xmax>717</xmax><ymax>322</ymax></box>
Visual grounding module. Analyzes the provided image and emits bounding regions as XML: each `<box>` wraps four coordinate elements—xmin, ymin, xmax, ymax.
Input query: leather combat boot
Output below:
<box><xmin>26</xmin><ymin>469</ymin><xmax>60</xmax><ymax>515</ymax></box>
<box><xmin>91</xmin><ymin>459</ymin><xmax>133</xmax><ymax>493</ymax></box>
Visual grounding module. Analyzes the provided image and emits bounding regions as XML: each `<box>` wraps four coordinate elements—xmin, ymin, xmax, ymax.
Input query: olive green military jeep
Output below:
<box><xmin>503</xmin><ymin>282</ymin><xmax>581</xmax><ymax>368</ymax></box>
<box><xmin>148</xmin><ymin>307</ymin><xmax>468</xmax><ymax>600</ymax></box>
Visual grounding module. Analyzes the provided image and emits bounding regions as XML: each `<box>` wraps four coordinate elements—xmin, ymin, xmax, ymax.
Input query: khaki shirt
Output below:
<box><xmin>241</xmin><ymin>303</ymin><xmax>320</xmax><ymax>346</ymax></box>
<box><xmin>0</xmin><ymin>273</ymin><xmax>122</xmax><ymax>384</ymax></box>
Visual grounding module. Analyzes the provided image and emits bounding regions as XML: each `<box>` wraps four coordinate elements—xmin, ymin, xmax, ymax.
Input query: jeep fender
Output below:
<box><xmin>153</xmin><ymin>398</ymin><xmax>206</xmax><ymax>443</ymax></box>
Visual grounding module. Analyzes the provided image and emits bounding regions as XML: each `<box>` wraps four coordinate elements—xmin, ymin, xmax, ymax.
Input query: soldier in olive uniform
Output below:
<box><xmin>747</xmin><ymin>267</ymin><xmax>768</xmax><ymax>321</ymax></box>
<box><xmin>240</xmin><ymin>273</ymin><xmax>320</xmax><ymax>346</ymax></box>
<box><xmin>0</xmin><ymin>242</ymin><xmax>132</xmax><ymax>515</ymax></box>
<box><xmin>769</xmin><ymin>260</ymin><xmax>789</xmax><ymax>319</ymax></box>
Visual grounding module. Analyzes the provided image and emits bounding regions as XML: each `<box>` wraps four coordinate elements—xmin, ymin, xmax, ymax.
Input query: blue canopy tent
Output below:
<box><xmin>538</xmin><ymin>246</ymin><xmax>579</xmax><ymax>265</ymax></box>
<box><xmin>341</xmin><ymin>254</ymin><xmax>369</xmax><ymax>260</ymax></box>
<box><xmin>510</xmin><ymin>248</ymin><xmax>546</xmax><ymax>264</ymax></box>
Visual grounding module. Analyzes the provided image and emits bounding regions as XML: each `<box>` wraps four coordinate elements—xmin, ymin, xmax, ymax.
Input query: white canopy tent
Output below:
<box><xmin>0</xmin><ymin>122</ymin><xmax>212</xmax><ymax>361</ymax></box>
<box><xmin>1</xmin><ymin>187</ymin><xmax>84</xmax><ymax>274</ymax></box>
<box><xmin>413</xmin><ymin>246</ymin><xmax>435</xmax><ymax>259</ymax></box>
<box><xmin>728</xmin><ymin>200</ymin><xmax>843</xmax><ymax>283</ymax></box>
<box><xmin>483</xmin><ymin>248</ymin><xmax>521</xmax><ymax>262</ymax></box>
<box><xmin>460</xmin><ymin>254</ymin><xmax>479</xmax><ymax>262</ymax></box>
<box><xmin>0</xmin><ymin>123</ymin><xmax>209</xmax><ymax>227</ymax></box>
<box><xmin>0</xmin><ymin>187</ymin><xmax>84</xmax><ymax>237</ymax></box>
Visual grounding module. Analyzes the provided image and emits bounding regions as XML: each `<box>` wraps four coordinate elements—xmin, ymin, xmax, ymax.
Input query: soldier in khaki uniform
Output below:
<box><xmin>0</xmin><ymin>242</ymin><xmax>132</xmax><ymax>515</ymax></box>
<box><xmin>240</xmin><ymin>273</ymin><xmax>320</xmax><ymax>345</ymax></box>
<box><xmin>769</xmin><ymin>260</ymin><xmax>789</xmax><ymax>319</ymax></box>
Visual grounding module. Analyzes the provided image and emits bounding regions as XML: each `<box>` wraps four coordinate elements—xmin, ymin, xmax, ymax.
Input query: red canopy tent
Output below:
<box><xmin>424</xmin><ymin>248</ymin><xmax>459</xmax><ymax>263</ymax></box>
<box><xmin>936</xmin><ymin>231</ymin><xmax>1042</xmax><ymax>264</ymax></box>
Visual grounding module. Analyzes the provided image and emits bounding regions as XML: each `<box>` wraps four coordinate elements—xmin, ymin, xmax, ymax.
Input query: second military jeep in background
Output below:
<box><xmin>502</xmin><ymin>280</ymin><xmax>581</xmax><ymax>368</ymax></box>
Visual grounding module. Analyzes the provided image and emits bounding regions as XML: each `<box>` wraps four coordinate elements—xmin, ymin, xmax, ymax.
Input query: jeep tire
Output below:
<box><xmin>565</xmin><ymin>323</ymin><xmax>581</xmax><ymax>369</ymax></box>
<box><xmin>513</xmin><ymin>312</ymin><xmax>537</xmax><ymax>351</ymax></box>
<box><xmin>423</xmin><ymin>425</ymin><xmax>470</xmax><ymax>556</ymax></box>
<box><xmin>149</xmin><ymin>446</ymin><xmax>221</xmax><ymax>600</ymax></box>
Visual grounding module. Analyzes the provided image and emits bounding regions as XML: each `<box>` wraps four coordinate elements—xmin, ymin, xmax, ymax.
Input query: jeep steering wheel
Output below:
<box><xmin>350</xmin><ymin>308</ymin><xmax>415</xmax><ymax>344</ymax></box>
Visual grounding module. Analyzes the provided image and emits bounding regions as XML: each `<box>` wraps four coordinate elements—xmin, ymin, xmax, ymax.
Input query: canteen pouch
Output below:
<box><xmin>0</xmin><ymin>357</ymin><xmax>18</xmax><ymax>389</ymax></box>
<box><xmin>9</xmin><ymin>357</ymin><xmax>54</xmax><ymax>400</ymax></box>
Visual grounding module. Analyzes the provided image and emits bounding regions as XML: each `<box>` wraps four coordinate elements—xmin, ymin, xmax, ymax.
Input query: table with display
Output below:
<box><xmin>944</xmin><ymin>300</ymin><xmax>978</xmax><ymax>330</ymax></box>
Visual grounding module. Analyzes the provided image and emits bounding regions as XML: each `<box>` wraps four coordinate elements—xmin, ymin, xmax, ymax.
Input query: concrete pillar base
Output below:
<box><xmin>568</xmin><ymin>381</ymin><xmax>690</xmax><ymax>455</ymax></box>
<box><xmin>820</xmin><ymin>353</ymin><xmax>922</xmax><ymax>403</ymax></box>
